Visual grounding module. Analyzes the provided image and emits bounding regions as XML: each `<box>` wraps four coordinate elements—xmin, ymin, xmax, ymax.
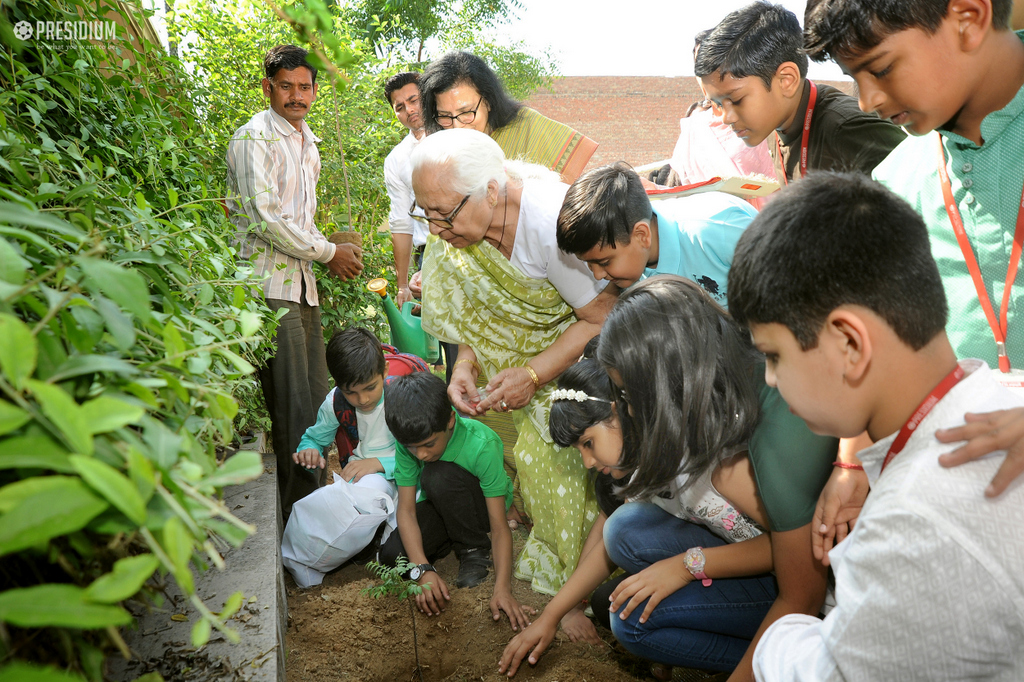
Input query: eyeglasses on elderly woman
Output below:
<box><xmin>408</xmin><ymin>194</ymin><xmax>471</xmax><ymax>231</ymax></box>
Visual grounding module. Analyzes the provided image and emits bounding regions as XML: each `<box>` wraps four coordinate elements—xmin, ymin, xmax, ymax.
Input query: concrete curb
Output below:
<box><xmin>108</xmin><ymin>453</ymin><xmax>286</xmax><ymax>681</ymax></box>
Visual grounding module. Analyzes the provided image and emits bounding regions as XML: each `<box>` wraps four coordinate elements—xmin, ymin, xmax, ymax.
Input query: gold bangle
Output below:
<box><xmin>454</xmin><ymin>357</ymin><xmax>478</xmax><ymax>373</ymax></box>
<box><xmin>524</xmin><ymin>364</ymin><xmax>541</xmax><ymax>388</ymax></box>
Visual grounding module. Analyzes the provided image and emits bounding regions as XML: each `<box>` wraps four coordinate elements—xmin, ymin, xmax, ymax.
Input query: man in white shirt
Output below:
<box><xmin>383</xmin><ymin>72</ymin><xmax>427</xmax><ymax>307</ymax></box>
<box><xmin>226</xmin><ymin>45</ymin><xmax>363</xmax><ymax>518</ymax></box>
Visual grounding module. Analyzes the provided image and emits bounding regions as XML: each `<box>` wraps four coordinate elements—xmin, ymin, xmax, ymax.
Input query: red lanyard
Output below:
<box><xmin>776</xmin><ymin>80</ymin><xmax>818</xmax><ymax>185</ymax></box>
<box><xmin>880</xmin><ymin>364</ymin><xmax>965</xmax><ymax>473</ymax></box>
<box><xmin>937</xmin><ymin>137</ymin><xmax>1024</xmax><ymax>373</ymax></box>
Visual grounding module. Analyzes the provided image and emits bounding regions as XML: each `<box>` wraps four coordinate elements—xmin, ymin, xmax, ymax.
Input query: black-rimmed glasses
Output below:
<box><xmin>434</xmin><ymin>96</ymin><xmax>484</xmax><ymax>128</ymax></box>
<box><xmin>408</xmin><ymin>194</ymin><xmax>471</xmax><ymax>231</ymax></box>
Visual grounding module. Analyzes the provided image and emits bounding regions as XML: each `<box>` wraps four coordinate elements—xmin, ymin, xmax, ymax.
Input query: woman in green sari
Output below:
<box><xmin>410</xmin><ymin>129</ymin><xmax>618</xmax><ymax>594</ymax></box>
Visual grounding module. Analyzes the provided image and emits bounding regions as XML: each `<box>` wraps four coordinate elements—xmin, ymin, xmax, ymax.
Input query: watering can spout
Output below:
<box><xmin>366</xmin><ymin>278</ymin><xmax>440</xmax><ymax>364</ymax></box>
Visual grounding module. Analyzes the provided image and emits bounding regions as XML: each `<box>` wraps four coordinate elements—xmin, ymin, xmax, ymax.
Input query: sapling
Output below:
<box><xmin>363</xmin><ymin>556</ymin><xmax>431</xmax><ymax>681</ymax></box>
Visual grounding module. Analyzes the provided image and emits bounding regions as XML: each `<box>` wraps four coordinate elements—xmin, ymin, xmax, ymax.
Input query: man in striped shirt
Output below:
<box><xmin>227</xmin><ymin>45</ymin><xmax>363</xmax><ymax>518</ymax></box>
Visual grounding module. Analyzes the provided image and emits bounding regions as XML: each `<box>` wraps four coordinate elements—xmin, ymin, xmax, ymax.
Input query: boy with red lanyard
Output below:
<box><xmin>729</xmin><ymin>172</ymin><xmax>1024</xmax><ymax>681</ymax></box>
<box><xmin>695</xmin><ymin>2</ymin><xmax>905</xmax><ymax>184</ymax></box>
<box><xmin>802</xmin><ymin>0</ymin><xmax>1024</xmax><ymax>503</ymax></box>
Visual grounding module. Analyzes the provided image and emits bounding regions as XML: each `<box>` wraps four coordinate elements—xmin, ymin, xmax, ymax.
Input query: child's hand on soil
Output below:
<box><xmin>293</xmin><ymin>448</ymin><xmax>324</xmax><ymax>470</ymax></box>
<box><xmin>415</xmin><ymin>572</ymin><xmax>450</xmax><ymax>616</ymax></box>
<box><xmin>559</xmin><ymin>604</ymin><xmax>604</xmax><ymax>645</ymax></box>
<box><xmin>498</xmin><ymin>616</ymin><xmax>557</xmax><ymax>677</ymax></box>
<box><xmin>609</xmin><ymin>556</ymin><xmax>691</xmax><ymax>624</ymax></box>
<box><xmin>490</xmin><ymin>589</ymin><xmax>535</xmax><ymax>632</ymax></box>
<box><xmin>341</xmin><ymin>457</ymin><xmax>383</xmax><ymax>483</ymax></box>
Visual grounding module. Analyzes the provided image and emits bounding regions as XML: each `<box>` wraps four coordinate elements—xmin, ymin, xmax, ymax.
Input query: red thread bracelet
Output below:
<box><xmin>833</xmin><ymin>461</ymin><xmax>864</xmax><ymax>470</ymax></box>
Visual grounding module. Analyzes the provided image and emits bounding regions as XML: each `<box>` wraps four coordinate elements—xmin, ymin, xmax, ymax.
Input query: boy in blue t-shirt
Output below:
<box><xmin>378</xmin><ymin>373</ymin><xmax>534</xmax><ymax>631</ymax></box>
<box><xmin>556</xmin><ymin>162</ymin><xmax>756</xmax><ymax>303</ymax></box>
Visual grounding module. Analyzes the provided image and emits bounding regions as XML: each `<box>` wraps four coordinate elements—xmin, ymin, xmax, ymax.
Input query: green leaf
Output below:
<box><xmin>0</xmin><ymin>434</ymin><xmax>74</xmax><ymax>472</ymax></box>
<box><xmin>80</xmin><ymin>395</ymin><xmax>145</xmax><ymax>434</ymax></box>
<box><xmin>168</xmin><ymin>187</ymin><xmax>179</xmax><ymax>208</ymax></box>
<box><xmin>0</xmin><ymin>202</ymin><xmax>85</xmax><ymax>239</ymax></box>
<box><xmin>219</xmin><ymin>591</ymin><xmax>243</xmax><ymax>619</ymax></box>
<box><xmin>0</xmin><ymin>584</ymin><xmax>131</xmax><ymax>628</ymax></box>
<box><xmin>0</xmin><ymin>313</ymin><xmax>37</xmax><ymax>390</ymax></box>
<box><xmin>218</xmin><ymin>348</ymin><xmax>255</xmax><ymax>375</ymax></box>
<box><xmin>162</xmin><ymin>516</ymin><xmax>195</xmax><ymax>594</ymax></box>
<box><xmin>201</xmin><ymin>451</ymin><xmax>262</xmax><ymax>489</ymax></box>
<box><xmin>0</xmin><ymin>478</ymin><xmax>108</xmax><ymax>556</ymax></box>
<box><xmin>0</xmin><ymin>662</ymin><xmax>87</xmax><ymax>682</ymax></box>
<box><xmin>191</xmin><ymin>618</ymin><xmax>212</xmax><ymax>648</ymax></box>
<box><xmin>213</xmin><ymin>392</ymin><xmax>238</xmax><ymax>420</ymax></box>
<box><xmin>239</xmin><ymin>310</ymin><xmax>261</xmax><ymax>336</ymax></box>
<box><xmin>75</xmin><ymin>256</ymin><xmax>151</xmax><ymax>322</ymax></box>
<box><xmin>27</xmin><ymin>380</ymin><xmax>92</xmax><ymax>455</ymax></box>
<box><xmin>95</xmin><ymin>296</ymin><xmax>137</xmax><ymax>350</ymax></box>
<box><xmin>0</xmin><ymin>238</ymin><xmax>29</xmax><ymax>284</ymax></box>
<box><xmin>128</xmin><ymin>447</ymin><xmax>155</xmax><ymax>502</ymax></box>
<box><xmin>0</xmin><ymin>400</ymin><xmax>30</xmax><ymax>435</ymax></box>
<box><xmin>48</xmin><ymin>355</ymin><xmax>139</xmax><ymax>383</ymax></box>
<box><xmin>70</xmin><ymin>455</ymin><xmax>147</xmax><ymax>525</ymax></box>
<box><xmin>162</xmin><ymin>321</ymin><xmax>185</xmax><ymax>368</ymax></box>
<box><xmin>198</xmin><ymin>283</ymin><xmax>214</xmax><ymax>305</ymax></box>
<box><xmin>84</xmin><ymin>554</ymin><xmax>159</xmax><ymax>603</ymax></box>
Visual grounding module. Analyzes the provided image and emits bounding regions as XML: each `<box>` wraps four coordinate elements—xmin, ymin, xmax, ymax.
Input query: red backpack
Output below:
<box><xmin>332</xmin><ymin>344</ymin><xmax>429</xmax><ymax>466</ymax></box>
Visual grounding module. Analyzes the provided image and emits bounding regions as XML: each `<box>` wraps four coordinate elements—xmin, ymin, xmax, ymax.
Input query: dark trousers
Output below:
<box><xmin>260</xmin><ymin>292</ymin><xmax>330</xmax><ymax>517</ymax></box>
<box><xmin>379</xmin><ymin>460</ymin><xmax>491</xmax><ymax>566</ymax></box>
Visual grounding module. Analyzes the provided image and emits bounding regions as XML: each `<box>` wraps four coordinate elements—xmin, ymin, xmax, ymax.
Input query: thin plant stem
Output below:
<box><xmin>409</xmin><ymin>597</ymin><xmax>423</xmax><ymax>682</ymax></box>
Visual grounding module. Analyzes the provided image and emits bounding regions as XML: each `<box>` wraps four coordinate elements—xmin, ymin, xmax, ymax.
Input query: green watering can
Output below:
<box><xmin>367</xmin><ymin>278</ymin><xmax>440</xmax><ymax>364</ymax></box>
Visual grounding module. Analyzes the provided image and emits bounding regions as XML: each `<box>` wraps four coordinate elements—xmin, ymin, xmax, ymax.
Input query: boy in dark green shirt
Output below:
<box><xmin>378</xmin><ymin>372</ymin><xmax>532</xmax><ymax>631</ymax></box>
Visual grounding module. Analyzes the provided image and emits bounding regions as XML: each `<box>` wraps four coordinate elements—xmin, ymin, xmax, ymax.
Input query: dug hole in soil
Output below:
<box><xmin>284</xmin><ymin>448</ymin><xmax>652</xmax><ymax>681</ymax></box>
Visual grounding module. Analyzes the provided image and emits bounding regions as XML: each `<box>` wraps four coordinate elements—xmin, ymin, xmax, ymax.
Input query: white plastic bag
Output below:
<box><xmin>281</xmin><ymin>473</ymin><xmax>395</xmax><ymax>588</ymax></box>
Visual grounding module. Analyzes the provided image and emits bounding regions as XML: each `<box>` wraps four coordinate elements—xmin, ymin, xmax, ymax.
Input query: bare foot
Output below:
<box><xmin>559</xmin><ymin>604</ymin><xmax>604</xmax><ymax>645</ymax></box>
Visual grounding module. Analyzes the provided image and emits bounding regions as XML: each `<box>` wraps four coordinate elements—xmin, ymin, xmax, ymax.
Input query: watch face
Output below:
<box><xmin>684</xmin><ymin>549</ymin><xmax>705</xmax><ymax>572</ymax></box>
<box><xmin>409</xmin><ymin>566</ymin><xmax>422</xmax><ymax>580</ymax></box>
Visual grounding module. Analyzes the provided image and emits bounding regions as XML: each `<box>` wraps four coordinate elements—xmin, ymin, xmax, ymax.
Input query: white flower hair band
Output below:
<box><xmin>551</xmin><ymin>388</ymin><xmax>612</xmax><ymax>403</ymax></box>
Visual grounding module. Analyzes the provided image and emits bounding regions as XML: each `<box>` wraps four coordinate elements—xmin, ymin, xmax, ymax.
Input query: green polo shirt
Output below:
<box><xmin>873</xmin><ymin>32</ymin><xmax>1024</xmax><ymax>368</ymax></box>
<box><xmin>394</xmin><ymin>413</ymin><xmax>513</xmax><ymax>510</ymax></box>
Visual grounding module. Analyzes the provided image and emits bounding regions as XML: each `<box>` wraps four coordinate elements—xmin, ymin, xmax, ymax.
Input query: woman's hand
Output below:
<box><xmin>409</xmin><ymin>270</ymin><xmax>423</xmax><ymax>298</ymax></box>
<box><xmin>499</xmin><ymin>614</ymin><xmax>558</xmax><ymax>677</ymax></box>
<box><xmin>936</xmin><ymin>407</ymin><xmax>1024</xmax><ymax>497</ymax></box>
<box><xmin>293</xmin><ymin>448</ymin><xmax>324</xmax><ymax>470</ymax></box>
<box><xmin>560</xmin><ymin>603</ymin><xmax>604</xmax><ymax>645</ymax></box>
<box><xmin>479</xmin><ymin>367</ymin><xmax>537</xmax><ymax>413</ymax></box>
<box><xmin>448</xmin><ymin>359</ymin><xmax>481</xmax><ymax>416</ymax></box>
<box><xmin>812</xmin><ymin>465</ymin><xmax>870</xmax><ymax>566</ymax></box>
<box><xmin>609</xmin><ymin>557</ymin><xmax>691</xmax><ymax>624</ymax></box>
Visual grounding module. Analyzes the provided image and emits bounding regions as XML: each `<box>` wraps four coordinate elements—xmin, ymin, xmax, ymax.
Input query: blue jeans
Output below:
<box><xmin>603</xmin><ymin>502</ymin><xmax>778</xmax><ymax>672</ymax></box>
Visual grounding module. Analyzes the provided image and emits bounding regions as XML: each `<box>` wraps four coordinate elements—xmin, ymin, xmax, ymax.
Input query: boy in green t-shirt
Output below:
<box><xmin>378</xmin><ymin>372</ymin><xmax>533</xmax><ymax>630</ymax></box>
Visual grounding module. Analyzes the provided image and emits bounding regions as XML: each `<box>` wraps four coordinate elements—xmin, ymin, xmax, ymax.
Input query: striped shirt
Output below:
<box><xmin>226</xmin><ymin>108</ymin><xmax>335</xmax><ymax>305</ymax></box>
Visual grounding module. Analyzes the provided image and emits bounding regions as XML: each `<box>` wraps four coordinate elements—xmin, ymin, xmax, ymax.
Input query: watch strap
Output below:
<box><xmin>683</xmin><ymin>546</ymin><xmax>712</xmax><ymax>587</ymax></box>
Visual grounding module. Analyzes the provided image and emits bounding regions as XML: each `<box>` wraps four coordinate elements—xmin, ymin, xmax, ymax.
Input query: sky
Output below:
<box><xmin>501</xmin><ymin>0</ymin><xmax>848</xmax><ymax>80</ymax></box>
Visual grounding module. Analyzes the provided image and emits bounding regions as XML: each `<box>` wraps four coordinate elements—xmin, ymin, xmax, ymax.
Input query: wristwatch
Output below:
<box><xmin>683</xmin><ymin>547</ymin><xmax>713</xmax><ymax>587</ymax></box>
<box><xmin>408</xmin><ymin>563</ymin><xmax>436</xmax><ymax>581</ymax></box>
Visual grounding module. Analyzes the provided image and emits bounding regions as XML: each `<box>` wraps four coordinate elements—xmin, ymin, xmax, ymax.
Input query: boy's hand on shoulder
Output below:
<box><xmin>293</xmin><ymin>448</ymin><xmax>325</xmax><ymax>470</ymax></box>
<box><xmin>937</xmin><ymin>407</ymin><xmax>1024</xmax><ymax>497</ymax></box>
<box><xmin>416</xmin><ymin>572</ymin><xmax>450</xmax><ymax>616</ymax></box>
<box><xmin>341</xmin><ymin>457</ymin><xmax>383</xmax><ymax>482</ymax></box>
<box><xmin>489</xmin><ymin>587</ymin><xmax>535</xmax><ymax>632</ymax></box>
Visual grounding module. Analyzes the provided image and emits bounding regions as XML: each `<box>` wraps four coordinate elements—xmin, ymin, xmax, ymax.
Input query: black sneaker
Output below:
<box><xmin>455</xmin><ymin>548</ymin><xmax>491</xmax><ymax>588</ymax></box>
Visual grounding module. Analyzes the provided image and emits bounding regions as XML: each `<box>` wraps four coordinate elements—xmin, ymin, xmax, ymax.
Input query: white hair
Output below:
<box><xmin>411</xmin><ymin>128</ymin><xmax>558</xmax><ymax>198</ymax></box>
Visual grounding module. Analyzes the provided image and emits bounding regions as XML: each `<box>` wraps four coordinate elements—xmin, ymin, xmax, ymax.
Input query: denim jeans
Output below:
<box><xmin>603</xmin><ymin>502</ymin><xmax>778</xmax><ymax>672</ymax></box>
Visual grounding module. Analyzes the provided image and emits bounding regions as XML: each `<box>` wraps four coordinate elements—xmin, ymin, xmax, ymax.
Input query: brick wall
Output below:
<box><xmin>525</xmin><ymin>76</ymin><xmax>856</xmax><ymax>171</ymax></box>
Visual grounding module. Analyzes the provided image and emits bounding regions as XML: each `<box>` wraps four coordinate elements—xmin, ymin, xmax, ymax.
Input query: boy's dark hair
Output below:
<box><xmin>264</xmin><ymin>45</ymin><xmax>317</xmax><ymax>83</ymax></box>
<box><xmin>384</xmin><ymin>71</ymin><xmax>420</xmax><ymax>106</ymax></box>
<box><xmin>804</xmin><ymin>0</ymin><xmax>1013</xmax><ymax>63</ymax></box>
<box><xmin>728</xmin><ymin>171</ymin><xmax>948</xmax><ymax>350</ymax></box>
<box><xmin>325</xmin><ymin>328</ymin><xmax>386</xmax><ymax>389</ymax></box>
<box><xmin>549</xmin><ymin>358</ymin><xmax>617</xmax><ymax>448</ymax></box>
<box><xmin>694</xmin><ymin>1</ymin><xmax>808</xmax><ymax>89</ymax></box>
<box><xmin>557</xmin><ymin>162</ymin><xmax>653</xmax><ymax>254</ymax></box>
<box><xmin>597</xmin><ymin>276</ymin><xmax>763</xmax><ymax>500</ymax></box>
<box><xmin>384</xmin><ymin>372</ymin><xmax>453</xmax><ymax>445</ymax></box>
<box><xmin>420</xmin><ymin>51</ymin><xmax>523</xmax><ymax>135</ymax></box>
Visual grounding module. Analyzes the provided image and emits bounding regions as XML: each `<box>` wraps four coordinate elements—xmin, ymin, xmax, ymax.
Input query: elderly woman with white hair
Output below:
<box><xmin>411</xmin><ymin>129</ymin><xmax>618</xmax><ymax>596</ymax></box>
